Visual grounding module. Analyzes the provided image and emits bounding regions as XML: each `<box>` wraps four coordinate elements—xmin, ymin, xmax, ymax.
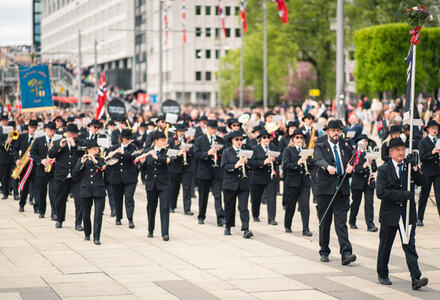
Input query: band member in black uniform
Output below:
<box><xmin>54</xmin><ymin>116</ymin><xmax>65</xmax><ymax>135</ymax></box>
<box><xmin>224</xmin><ymin>118</ymin><xmax>243</xmax><ymax>148</ymax></box>
<box><xmin>221</xmin><ymin>131</ymin><xmax>253</xmax><ymax>238</ymax></box>
<box><xmin>7</xmin><ymin>121</ymin><xmax>20</xmax><ymax>200</ymax></box>
<box><xmin>280</xmin><ymin>121</ymin><xmax>299</xmax><ymax>209</ymax></box>
<box><xmin>13</xmin><ymin>119</ymin><xmax>38</xmax><ymax>211</ymax></box>
<box><xmin>0</xmin><ymin>129</ymin><xmax>14</xmax><ymax>199</ymax></box>
<box><xmin>79</xmin><ymin>119</ymin><xmax>101</xmax><ymax>142</ymax></box>
<box><xmin>73</xmin><ymin>140</ymin><xmax>106</xmax><ymax>245</ymax></box>
<box><xmin>416</xmin><ymin>119</ymin><xmax>440</xmax><ymax>226</ymax></box>
<box><xmin>138</xmin><ymin>131</ymin><xmax>171</xmax><ymax>241</ymax></box>
<box><xmin>282</xmin><ymin>128</ymin><xmax>313</xmax><ymax>236</ymax></box>
<box><xmin>145</xmin><ymin>115</ymin><xmax>169</xmax><ymax>148</ymax></box>
<box><xmin>249</xmin><ymin>129</ymin><xmax>278</xmax><ymax>224</ymax></box>
<box><xmin>314</xmin><ymin>120</ymin><xmax>356</xmax><ymax>265</ymax></box>
<box><xmin>348</xmin><ymin>135</ymin><xmax>378</xmax><ymax>232</ymax></box>
<box><xmin>111</xmin><ymin>118</ymin><xmax>127</xmax><ymax>145</ymax></box>
<box><xmin>106</xmin><ymin>129</ymin><xmax>138</xmax><ymax>228</ymax></box>
<box><xmin>30</xmin><ymin>122</ymin><xmax>56</xmax><ymax>218</ymax></box>
<box><xmin>133</xmin><ymin>122</ymin><xmax>148</xmax><ymax>147</ymax></box>
<box><xmin>168</xmin><ymin>124</ymin><xmax>193</xmax><ymax>214</ymax></box>
<box><xmin>376</xmin><ymin>138</ymin><xmax>428</xmax><ymax>289</ymax></box>
<box><xmin>194</xmin><ymin>120</ymin><xmax>226</xmax><ymax>226</ymax></box>
<box><xmin>381</xmin><ymin>125</ymin><xmax>402</xmax><ymax>163</ymax></box>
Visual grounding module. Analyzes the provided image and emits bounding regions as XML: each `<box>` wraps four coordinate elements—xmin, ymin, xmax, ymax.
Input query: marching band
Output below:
<box><xmin>1</xmin><ymin>109</ymin><xmax>438</xmax><ymax>291</ymax></box>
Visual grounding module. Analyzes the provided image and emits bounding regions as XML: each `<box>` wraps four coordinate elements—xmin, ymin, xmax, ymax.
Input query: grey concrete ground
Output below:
<box><xmin>1</xmin><ymin>185</ymin><xmax>440</xmax><ymax>299</ymax></box>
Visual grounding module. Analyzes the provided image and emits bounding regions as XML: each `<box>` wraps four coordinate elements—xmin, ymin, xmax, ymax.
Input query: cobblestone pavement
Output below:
<box><xmin>1</xmin><ymin>185</ymin><xmax>440</xmax><ymax>299</ymax></box>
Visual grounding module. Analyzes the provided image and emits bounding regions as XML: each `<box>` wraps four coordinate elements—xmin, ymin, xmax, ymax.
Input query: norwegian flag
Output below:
<box><xmin>273</xmin><ymin>0</ymin><xmax>288</xmax><ymax>24</ymax></box>
<box><xmin>95</xmin><ymin>72</ymin><xmax>107</xmax><ymax>120</ymax></box>
<box><xmin>240</xmin><ymin>0</ymin><xmax>247</xmax><ymax>34</ymax></box>
<box><xmin>164</xmin><ymin>1</ymin><xmax>168</xmax><ymax>45</ymax></box>
<box><xmin>182</xmin><ymin>0</ymin><xmax>187</xmax><ymax>43</ymax></box>
<box><xmin>15</xmin><ymin>97</ymin><xmax>22</xmax><ymax>111</ymax></box>
<box><xmin>218</xmin><ymin>0</ymin><xmax>227</xmax><ymax>38</ymax></box>
<box><xmin>5</xmin><ymin>95</ymin><xmax>11</xmax><ymax>112</ymax></box>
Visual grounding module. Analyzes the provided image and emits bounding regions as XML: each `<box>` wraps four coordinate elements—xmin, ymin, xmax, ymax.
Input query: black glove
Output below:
<box><xmin>406</xmin><ymin>153</ymin><xmax>415</xmax><ymax>165</ymax></box>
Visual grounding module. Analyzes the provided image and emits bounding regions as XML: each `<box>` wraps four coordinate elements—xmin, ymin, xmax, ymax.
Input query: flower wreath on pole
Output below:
<box><xmin>406</xmin><ymin>5</ymin><xmax>433</xmax><ymax>45</ymax></box>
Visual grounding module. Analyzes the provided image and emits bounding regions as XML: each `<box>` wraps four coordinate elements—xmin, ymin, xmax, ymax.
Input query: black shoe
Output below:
<box><xmin>94</xmin><ymin>240</ymin><xmax>101</xmax><ymax>245</ymax></box>
<box><xmin>302</xmin><ymin>230</ymin><xmax>312</xmax><ymax>236</ymax></box>
<box><xmin>224</xmin><ymin>228</ymin><xmax>231</xmax><ymax>235</ymax></box>
<box><xmin>55</xmin><ymin>221</ymin><xmax>62</xmax><ymax>228</ymax></box>
<box><xmin>128</xmin><ymin>221</ymin><xmax>135</xmax><ymax>229</ymax></box>
<box><xmin>378</xmin><ymin>276</ymin><xmax>392</xmax><ymax>285</ymax></box>
<box><xmin>162</xmin><ymin>235</ymin><xmax>170</xmax><ymax>241</ymax></box>
<box><xmin>19</xmin><ymin>207</ymin><xmax>24</xmax><ymax>212</ymax></box>
<box><xmin>253</xmin><ymin>217</ymin><xmax>260</xmax><ymax>222</ymax></box>
<box><xmin>349</xmin><ymin>223</ymin><xmax>358</xmax><ymax>229</ymax></box>
<box><xmin>217</xmin><ymin>218</ymin><xmax>225</xmax><ymax>227</ymax></box>
<box><xmin>34</xmin><ymin>209</ymin><xmax>39</xmax><ymax>214</ymax></box>
<box><xmin>84</xmin><ymin>235</ymin><xmax>90</xmax><ymax>241</ymax></box>
<box><xmin>268</xmin><ymin>220</ymin><xmax>278</xmax><ymax>225</ymax></box>
<box><xmin>243</xmin><ymin>230</ymin><xmax>253</xmax><ymax>239</ymax></box>
<box><xmin>39</xmin><ymin>214</ymin><xmax>44</xmax><ymax>219</ymax></box>
<box><xmin>147</xmin><ymin>232</ymin><xmax>153</xmax><ymax>238</ymax></box>
<box><xmin>110</xmin><ymin>211</ymin><xmax>116</xmax><ymax>217</ymax></box>
<box><xmin>342</xmin><ymin>254</ymin><xmax>357</xmax><ymax>265</ymax></box>
<box><xmin>198</xmin><ymin>219</ymin><xmax>204</xmax><ymax>225</ymax></box>
<box><xmin>29</xmin><ymin>200</ymin><xmax>34</xmax><ymax>206</ymax></box>
<box><xmin>170</xmin><ymin>208</ymin><xmax>175</xmax><ymax>213</ymax></box>
<box><xmin>367</xmin><ymin>226</ymin><xmax>378</xmax><ymax>232</ymax></box>
<box><xmin>285</xmin><ymin>228</ymin><xmax>292</xmax><ymax>233</ymax></box>
<box><xmin>51</xmin><ymin>215</ymin><xmax>57</xmax><ymax>221</ymax></box>
<box><xmin>14</xmin><ymin>195</ymin><xmax>20</xmax><ymax>201</ymax></box>
<box><xmin>184</xmin><ymin>210</ymin><xmax>194</xmax><ymax>215</ymax></box>
<box><xmin>320</xmin><ymin>254</ymin><xmax>329</xmax><ymax>262</ymax></box>
<box><xmin>75</xmin><ymin>225</ymin><xmax>84</xmax><ymax>231</ymax></box>
<box><xmin>1</xmin><ymin>195</ymin><xmax>7</xmax><ymax>200</ymax></box>
<box><xmin>412</xmin><ymin>277</ymin><xmax>428</xmax><ymax>290</ymax></box>
<box><xmin>416</xmin><ymin>219</ymin><xmax>424</xmax><ymax>227</ymax></box>
<box><xmin>115</xmin><ymin>220</ymin><xmax>122</xmax><ymax>225</ymax></box>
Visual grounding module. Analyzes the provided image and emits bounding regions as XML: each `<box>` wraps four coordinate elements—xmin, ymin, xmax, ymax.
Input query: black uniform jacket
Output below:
<box><xmin>30</xmin><ymin>136</ymin><xmax>53</xmax><ymax>177</ymax></box>
<box><xmin>418</xmin><ymin>136</ymin><xmax>440</xmax><ymax>177</ymax></box>
<box><xmin>351</xmin><ymin>154</ymin><xmax>377</xmax><ymax>190</ymax></box>
<box><xmin>139</xmin><ymin>147</ymin><xmax>170</xmax><ymax>191</ymax></box>
<box><xmin>282</xmin><ymin>146</ymin><xmax>313</xmax><ymax>188</ymax></box>
<box><xmin>167</xmin><ymin>136</ymin><xmax>193</xmax><ymax>175</ymax></box>
<box><xmin>48</xmin><ymin>139</ymin><xmax>84</xmax><ymax>182</ymax></box>
<box><xmin>107</xmin><ymin>142</ymin><xmax>138</xmax><ymax>185</ymax></box>
<box><xmin>72</xmin><ymin>156</ymin><xmax>106</xmax><ymax>198</ymax></box>
<box><xmin>194</xmin><ymin>134</ymin><xmax>224</xmax><ymax>180</ymax></box>
<box><xmin>220</xmin><ymin>146</ymin><xmax>250</xmax><ymax>191</ymax></box>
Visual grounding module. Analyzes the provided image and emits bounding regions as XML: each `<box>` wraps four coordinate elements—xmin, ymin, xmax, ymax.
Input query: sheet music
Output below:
<box><xmin>299</xmin><ymin>149</ymin><xmax>314</xmax><ymax>158</ymax></box>
<box><xmin>180</xmin><ymin>143</ymin><xmax>193</xmax><ymax>150</ymax></box>
<box><xmin>267</xmin><ymin>150</ymin><xmax>281</xmax><ymax>158</ymax></box>
<box><xmin>97</xmin><ymin>137</ymin><xmax>111</xmax><ymax>148</ymax></box>
<box><xmin>237</xmin><ymin>149</ymin><xmax>253</xmax><ymax>159</ymax></box>
<box><xmin>166</xmin><ymin>148</ymin><xmax>179</xmax><ymax>158</ymax></box>
<box><xmin>346</xmin><ymin>131</ymin><xmax>356</xmax><ymax>139</ymax></box>
<box><xmin>365</xmin><ymin>152</ymin><xmax>379</xmax><ymax>160</ymax></box>
<box><xmin>166</xmin><ymin>113</ymin><xmax>178</xmax><ymax>124</ymax></box>
<box><xmin>1</xmin><ymin>126</ymin><xmax>12</xmax><ymax>134</ymax></box>
<box><xmin>132</xmin><ymin>149</ymin><xmax>144</xmax><ymax>156</ymax></box>
<box><xmin>185</xmin><ymin>128</ymin><xmax>196</xmax><ymax>138</ymax></box>
<box><xmin>212</xmin><ymin>143</ymin><xmax>224</xmax><ymax>150</ymax></box>
<box><xmin>53</xmin><ymin>134</ymin><xmax>63</xmax><ymax>141</ymax></box>
<box><xmin>436</xmin><ymin>139</ymin><xmax>440</xmax><ymax>150</ymax></box>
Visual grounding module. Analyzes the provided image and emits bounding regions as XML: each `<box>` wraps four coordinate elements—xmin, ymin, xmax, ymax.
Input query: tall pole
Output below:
<box><xmin>159</xmin><ymin>0</ymin><xmax>163</xmax><ymax>106</ymax></box>
<box><xmin>132</xmin><ymin>0</ymin><xmax>136</xmax><ymax>91</ymax></box>
<box><xmin>94</xmin><ymin>39</ymin><xmax>98</xmax><ymax>110</ymax></box>
<box><xmin>263</xmin><ymin>0</ymin><xmax>268</xmax><ymax>109</ymax></box>
<box><xmin>239</xmin><ymin>30</ymin><xmax>244</xmax><ymax>109</ymax></box>
<box><xmin>336</xmin><ymin>0</ymin><xmax>345</xmax><ymax>119</ymax></box>
<box><xmin>182</xmin><ymin>43</ymin><xmax>185</xmax><ymax>103</ymax></box>
<box><xmin>77</xmin><ymin>30</ymin><xmax>82</xmax><ymax>110</ymax></box>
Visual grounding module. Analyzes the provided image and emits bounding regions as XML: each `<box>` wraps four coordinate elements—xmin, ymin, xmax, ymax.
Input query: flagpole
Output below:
<box><xmin>77</xmin><ymin>30</ymin><xmax>82</xmax><ymax>110</ymax></box>
<box><xmin>94</xmin><ymin>39</ymin><xmax>98</xmax><ymax>111</ymax></box>
<box><xmin>263</xmin><ymin>0</ymin><xmax>268</xmax><ymax>109</ymax></box>
<box><xmin>159</xmin><ymin>0</ymin><xmax>163</xmax><ymax>106</ymax></box>
<box><xmin>239</xmin><ymin>29</ymin><xmax>244</xmax><ymax>109</ymax></box>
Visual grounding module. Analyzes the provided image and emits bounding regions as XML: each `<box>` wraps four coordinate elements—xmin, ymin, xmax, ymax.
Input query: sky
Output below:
<box><xmin>0</xmin><ymin>0</ymin><xmax>32</xmax><ymax>46</ymax></box>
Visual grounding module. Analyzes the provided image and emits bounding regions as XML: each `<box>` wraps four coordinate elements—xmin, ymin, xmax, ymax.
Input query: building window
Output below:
<box><xmin>195</xmin><ymin>27</ymin><xmax>202</xmax><ymax>37</ymax></box>
<box><xmin>225</xmin><ymin>6</ymin><xmax>231</xmax><ymax>16</ymax></box>
<box><xmin>225</xmin><ymin>28</ymin><xmax>230</xmax><ymax>38</ymax></box>
<box><xmin>215</xmin><ymin>28</ymin><xmax>221</xmax><ymax>38</ymax></box>
<box><xmin>196</xmin><ymin>71</ymin><xmax>202</xmax><ymax>81</ymax></box>
<box><xmin>205</xmin><ymin>6</ymin><xmax>211</xmax><ymax>15</ymax></box>
<box><xmin>195</xmin><ymin>49</ymin><xmax>202</xmax><ymax>59</ymax></box>
<box><xmin>195</xmin><ymin>5</ymin><xmax>201</xmax><ymax>15</ymax></box>
<box><xmin>215</xmin><ymin>49</ymin><xmax>220</xmax><ymax>59</ymax></box>
<box><xmin>206</xmin><ymin>72</ymin><xmax>212</xmax><ymax>81</ymax></box>
<box><xmin>235</xmin><ymin>6</ymin><xmax>240</xmax><ymax>16</ymax></box>
<box><xmin>216</xmin><ymin>6</ymin><xmax>219</xmax><ymax>15</ymax></box>
<box><xmin>205</xmin><ymin>50</ymin><xmax>211</xmax><ymax>59</ymax></box>
<box><xmin>205</xmin><ymin>28</ymin><xmax>211</xmax><ymax>37</ymax></box>
<box><xmin>235</xmin><ymin>28</ymin><xmax>241</xmax><ymax>38</ymax></box>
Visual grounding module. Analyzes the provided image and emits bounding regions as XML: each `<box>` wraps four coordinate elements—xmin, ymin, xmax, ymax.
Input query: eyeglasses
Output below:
<box><xmin>294</xmin><ymin>136</ymin><xmax>304</xmax><ymax>140</ymax></box>
<box><xmin>234</xmin><ymin>138</ymin><xmax>243</xmax><ymax>141</ymax></box>
<box><xmin>231</xmin><ymin>124</ymin><xmax>240</xmax><ymax>127</ymax></box>
<box><xmin>262</xmin><ymin>136</ymin><xmax>270</xmax><ymax>139</ymax></box>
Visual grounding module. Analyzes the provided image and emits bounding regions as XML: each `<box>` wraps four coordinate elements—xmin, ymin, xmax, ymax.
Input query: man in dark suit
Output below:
<box><xmin>133</xmin><ymin>122</ymin><xmax>148</xmax><ymax>148</ymax></box>
<box><xmin>376</xmin><ymin>138</ymin><xmax>428</xmax><ymax>290</ymax></box>
<box><xmin>79</xmin><ymin>119</ymin><xmax>102</xmax><ymax>143</ymax></box>
<box><xmin>194</xmin><ymin>120</ymin><xmax>225</xmax><ymax>226</ymax></box>
<box><xmin>53</xmin><ymin>116</ymin><xmax>66</xmax><ymax>135</ymax></box>
<box><xmin>145</xmin><ymin>115</ymin><xmax>169</xmax><ymax>148</ymax></box>
<box><xmin>416</xmin><ymin>119</ymin><xmax>440</xmax><ymax>226</ymax></box>
<box><xmin>314</xmin><ymin>120</ymin><xmax>356</xmax><ymax>265</ymax></box>
<box><xmin>221</xmin><ymin>131</ymin><xmax>253</xmax><ymax>238</ymax></box>
<box><xmin>381</xmin><ymin>125</ymin><xmax>402</xmax><ymax>163</ymax></box>
<box><xmin>48</xmin><ymin>124</ymin><xmax>84</xmax><ymax>229</ymax></box>
<box><xmin>111</xmin><ymin>118</ymin><xmax>127</xmax><ymax>145</ymax></box>
<box><xmin>13</xmin><ymin>119</ymin><xmax>38</xmax><ymax>211</ymax></box>
<box><xmin>138</xmin><ymin>131</ymin><xmax>171</xmax><ymax>241</ymax></box>
<box><xmin>0</xmin><ymin>130</ymin><xmax>13</xmax><ymax>199</ymax></box>
<box><xmin>30</xmin><ymin>122</ymin><xmax>56</xmax><ymax>218</ymax></box>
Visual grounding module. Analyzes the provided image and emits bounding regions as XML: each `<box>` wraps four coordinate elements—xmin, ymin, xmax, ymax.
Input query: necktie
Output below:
<box><xmin>156</xmin><ymin>149</ymin><xmax>159</xmax><ymax>156</ymax></box>
<box><xmin>28</xmin><ymin>136</ymin><xmax>33</xmax><ymax>144</ymax></box>
<box><xmin>91</xmin><ymin>134</ymin><xmax>95</xmax><ymax>140</ymax></box>
<box><xmin>265</xmin><ymin>146</ymin><xmax>268</xmax><ymax>153</ymax></box>
<box><xmin>48</xmin><ymin>138</ymin><xmax>52</xmax><ymax>145</ymax></box>
<box><xmin>334</xmin><ymin>145</ymin><xmax>342</xmax><ymax>176</ymax></box>
<box><xmin>434</xmin><ymin>137</ymin><xmax>437</xmax><ymax>145</ymax></box>
<box><xmin>398</xmin><ymin>163</ymin><xmax>403</xmax><ymax>179</ymax></box>
<box><xmin>298</xmin><ymin>147</ymin><xmax>301</xmax><ymax>153</ymax></box>
<box><xmin>236</xmin><ymin>149</ymin><xmax>240</xmax><ymax>154</ymax></box>
<box><xmin>308</xmin><ymin>129</ymin><xmax>311</xmax><ymax>135</ymax></box>
<box><xmin>210</xmin><ymin>136</ymin><xmax>214</xmax><ymax>145</ymax></box>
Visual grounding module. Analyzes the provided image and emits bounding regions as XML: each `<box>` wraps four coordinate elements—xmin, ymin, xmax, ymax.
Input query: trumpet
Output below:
<box><xmin>4</xmin><ymin>130</ymin><xmax>19</xmax><ymax>151</ymax></box>
<box><xmin>238</xmin><ymin>154</ymin><xmax>248</xmax><ymax>179</ymax></box>
<box><xmin>211</xmin><ymin>141</ymin><xmax>220</xmax><ymax>168</ymax></box>
<box><xmin>183</xmin><ymin>149</ymin><xmax>188</xmax><ymax>166</ymax></box>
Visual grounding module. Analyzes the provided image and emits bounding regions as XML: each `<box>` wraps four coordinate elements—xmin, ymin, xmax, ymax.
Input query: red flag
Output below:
<box><xmin>182</xmin><ymin>0</ymin><xmax>187</xmax><ymax>43</ymax></box>
<box><xmin>164</xmin><ymin>1</ymin><xmax>168</xmax><ymax>45</ymax></box>
<box><xmin>95</xmin><ymin>72</ymin><xmax>107</xmax><ymax>120</ymax></box>
<box><xmin>274</xmin><ymin>0</ymin><xmax>288</xmax><ymax>24</ymax></box>
<box><xmin>5</xmin><ymin>95</ymin><xmax>11</xmax><ymax>112</ymax></box>
<box><xmin>240</xmin><ymin>0</ymin><xmax>247</xmax><ymax>34</ymax></box>
<box><xmin>218</xmin><ymin>0</ymin><xmax>227</xmax><ymax>38</ymax></box>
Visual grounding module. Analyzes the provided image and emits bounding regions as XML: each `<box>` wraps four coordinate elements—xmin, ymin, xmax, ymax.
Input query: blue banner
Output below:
<box><xmin>18</xmin><ymin>65</ymin><xmax>54</xmax><ymax>111</ymax></box>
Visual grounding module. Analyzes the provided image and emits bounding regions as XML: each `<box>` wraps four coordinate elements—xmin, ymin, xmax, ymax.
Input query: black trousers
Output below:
<box><xmin>19</xmin><ymin>170</ymin><xmax>35</xmax><ymax>208</ymax></box>
<box><xmin>170</xmin><ymin>172</ymin><xmax>192</xmax><ymax>212</ymax></box>
<box><xmin>48</xmin><ymin>177</ymin><xmax>57</xmax><ymax>218</ymax></box>
<box><xmin>317</xmin><ymin>192</ymin><xmax>353</xmax><ymax>256</ymax></box>
<box><xmin>285</xmin><ymin>186</ymin><xmax>310</xmax><ymax>231</ymax></box>
<box><xmin>55</xmin><ymin>178</ymin><xmax>82</xmax><ymax>225</ymax></box>
<box><xmin>197</xmin><ymin>178</ymin><xmax>225</xmax><ymax>221</ymax></box>
<box><xmin>112</xmin><ymin>183</ymin><xmax>136</xmax><ymax>222</ymax></box>
<box><xmin>417</xmin><ymin>175</ymin><xmax>440</xmax><ymax>221</ymax></box>
<box><xmin>310</xmin><ymin>168</ymin><xmax>318</xmax><ymax>203</ymax></box>
<box><xmin>223</xmin><ymin>188</ymin><xmax>250</xmax><ymax>231</ymax></box>
<box><xmin>105</xmin><ymin>182</ymin><xmax>115</xmax><ymax>213</ymax></box>
<box><xmin>251</xmin><ymin>181</ymin><xmax>276</xmax><ymax>221</ymax></box>
<box><xmin>35</xmin><ymin>175</ymin><xmax>49</xmax><ymax>215</ymax></box>
<box><xmin>377</xmin><ymin>224</ymin><xmax>421</xmax><ymax>280</ymax></box>
<box><xmin>0</xmin><ymin>163</ymin><xmax>11</xmax><ymax>197</ymax></box>
<box><xmin>146</xmin><ymin>185</ymin><xmax>170</xmax><ymax>236</ymax></box>
<box><xmin>349</xmin><ymin>187</ymin><xmax>375</xmax><ymax>228</ymax></box>
<box><xmin>10</xmin><ymin>177</ymin><xmax>18</xmax><ymax>197</ymax></box>
<box><xmin>82</xmin><ymin>196</ymin><xmax>105</xmax><ymax>240</ymax></box>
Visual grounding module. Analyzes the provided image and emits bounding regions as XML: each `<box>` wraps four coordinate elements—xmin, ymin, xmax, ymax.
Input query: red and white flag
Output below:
<box><xmin>218</xmin><ymin>0</ymin><xmax>227</xmax><ymax>37</ymax></box>
<box><xmin>95</xmin><ymin>72</ymin><xmax>107</xmax><ymax>120</ymax></box>
<box><xmin>240</xmin><ymin>0</ymin><xmax>247</xmax><ymax>34</ymax></box>
<box><xmin>273</xmin><ymin>0</ymin><xmax>288</xmax><ymax>24</ymax></box>
<box><xmin>182</xmin><ymin>0</ymin><xmax>187</xmax><ymax>43</ymax></box>
<box><xmin>5</xmin><ymin>95</ymin><xmax>11</xmax><ymax>112</ymax></box>
<box><xmin>164</xmin><ymin>1</ymin><xmax>168</xmax><ymax>45</ymax></box>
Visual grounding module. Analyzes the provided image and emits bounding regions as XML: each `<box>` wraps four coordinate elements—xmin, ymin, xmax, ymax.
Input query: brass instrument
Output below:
<box><xmin>45</xmin><ymin>139</ymin><xmax>55</xmax><ymax>173</ymax></box>
<box><xmin>4</xmin><ymin>130</ymin><xmax>19</xmax><ymax>151</ymax></box>
<box><xmin>211</xmin><ymin>139</ymin><xmax>220</xmax><ymax>168</ymax></box>
<box><xmin>11</xmin><ymin>140</ymin><xmax>35</xmax><ymax>179</ymax></box>
<box><xmin>126</xmin><ymin>120</ymin><xmax>135</xmax><ymax>133</ymax></box>
<box><xmin>308</xmin><ymin>126</ymin><xmax>315</xmax><ymax>149</ymax></box>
